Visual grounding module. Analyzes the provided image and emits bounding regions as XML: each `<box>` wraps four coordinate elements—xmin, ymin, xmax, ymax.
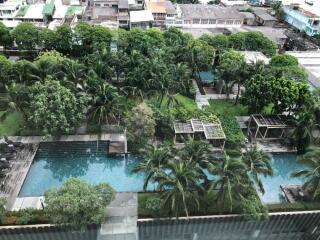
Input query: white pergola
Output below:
<box><xmin>247</xmin><ymin>114</ymin><xmax>293</xmax><ymax>140</ymax></box>
<box><xmin>174</xmin><ymin>118</ymin><xmax>226</xmax><ymax>150</ymax></box>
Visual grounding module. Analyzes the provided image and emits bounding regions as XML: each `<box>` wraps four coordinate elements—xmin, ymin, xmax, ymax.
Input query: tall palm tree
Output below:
<box><xmin>60</xmin><ymin>59</ymin><xmax>87</xmax><ymax>90</ymax></box>
<box><xmin>242</xmin><ymin>144</ymin><xmax>273</xmax><ymax>194</ymax></box>
<box><xmin>179</xmin><ymin>140</ymin><xmax>211</xmax><ymax>167</ymax></box>
<box><xmin>291</xmin><ymin>146</ymin><xmax>320</xmax><ymax>200</ymax></box>
<box><xmin>154</xmin><ymin>159</ymin><xmax>203</xmax><ymax>218</ymax></box>
<box><xmin>90</xmin><ymin>82</ymin><xmax>121</xmax><ymax>125</ymax></box>
<box><xmin>132</xmin><ymin>144</ymin><xmax>171</xmax><ymax>191</ymax></box>
<box><xmin>208</xmin><ymin>154</ymin><xmax>249</xmax><ymax>212</ymax></box>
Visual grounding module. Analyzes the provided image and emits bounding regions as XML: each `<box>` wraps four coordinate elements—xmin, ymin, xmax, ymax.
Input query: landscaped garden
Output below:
<box><xmin>0</xmin><ymin>21</ymin><xmax>319</xmax><ymax>231</ymax></box>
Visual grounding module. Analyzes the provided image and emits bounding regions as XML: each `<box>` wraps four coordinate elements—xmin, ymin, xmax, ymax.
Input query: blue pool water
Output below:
<box><xmin>19</xmin><ymin>141</ymin><xmax>156</xmax><ymax>197</ymax></box>
<box><xmin>19</xmin><ymin>142</ymin><xmax>304</xmax><ymax>204</ymax></box>
<box><xmin>259</xmin><ymin>153</ymin><xmax>304</xmax><ymax>204</ymax></box>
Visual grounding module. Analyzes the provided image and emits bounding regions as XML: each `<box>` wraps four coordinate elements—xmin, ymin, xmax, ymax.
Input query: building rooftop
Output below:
<box><xmin>239</xmin><ymin>51</ymin><xmax>270</xmax><ymax>64</ymax></box>
<box><xmin>253</xmin><ymin>8</ymin><xmax>277</xmax><ymax>21</ymax></box>
<box><xmin>165</xmin><ymin>0</ymin><xmax>175</xmax><ymax>14</ymax></box>
<box><xmin>92</xmin><ymin>6</ymin><xmax>117</xmax><ymax>20</ymax></box>
<box><xmin>43</xmin><ymin>0</ymin><xmax>55</xmax><ymax>15</ymax></box>
<box><xmin>66</xmin><ymin>5</ymin><xmax>83</xmax><ymax>17</ymax></box>
<box><xmin>22</xmin><ymin>4</ymin><xmax>44</xmax><ymax>19</ymax></box>
<box><xmin>251</xmin><ymin>114</ymin><xmax>290</xmax><ymax>128</ymax></box>
<box><xmin>177</xmin><ymin>4</ymin><xmax>245</xmax><ymax>20</ymax></box>
<box><xmin>284</xmin><ymin>1</ymin><xmax>320</xmax><ymax>19</ymax></box>
<box><xmin>118</xmin><ymin>0</ymin><xmax>129</xmax><ymax>9</ymax></box>
<box><xmin>220</xmin><ymin>0</ymin><xmax>248</xmax><ymax>6</ymax></box>
<box><xmin>287</xmin><ymin>51</ymin><xmax>320</xmax><ymax>89</ymax></box>
<box><xmin>240</xmin><ymin>11</ymin><xmax>255</xmax><ymax>19</ymax></box>
<box><xmin>146</xmin><ymin>1</ymin><xmax>165</xmax><ymax>13</ymax></box>
<box><xmin>130</xmin><ymin>10</ymin><xmax>153</xmax><ymax>22</ymax></box>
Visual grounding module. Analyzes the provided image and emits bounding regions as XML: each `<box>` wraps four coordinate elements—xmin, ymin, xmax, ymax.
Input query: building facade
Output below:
<box><xmin>283</xmin><ymin>3</ymin><xmax>320</xmax><ymax>36</ymax></box>
<box><xmin>166</xmin><ymin>4</ymin><xmax>244</xmax><ymax>29</ymax></box>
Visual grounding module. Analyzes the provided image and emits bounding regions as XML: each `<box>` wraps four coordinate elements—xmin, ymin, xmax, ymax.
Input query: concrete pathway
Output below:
<box><xmin>99</xmin><ymin>193</ymin><xmax>138</xmax><ymax>240</ymax></box>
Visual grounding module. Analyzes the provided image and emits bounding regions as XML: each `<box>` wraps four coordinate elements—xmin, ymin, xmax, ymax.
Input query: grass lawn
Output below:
<box><xmin>150</xmin><ymin>94</ymin><xmax>198</xmax><ymax>112</ymax></box>
<box><xmin>0</xmin><ymin>111</ymin><xmax>24</xmax><ymax>136</ymax></box>
<box><xmin>208</xmin><ymin>99</ymin><xmax>248</xmax><ymax>117</ymax></box>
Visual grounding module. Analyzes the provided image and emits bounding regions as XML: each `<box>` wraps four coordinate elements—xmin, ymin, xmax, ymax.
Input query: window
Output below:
<box><xmin>226</xmin><ymin>20</ymin><xmax>233</xmax><ymax>25</ymax></box>
<box><xmin>184</xmin><ymin>20</ymin><xmax>191</xmax><ymax>24</ymax></box>
<box><xmin>234</xmin><ymin>20</ymin><xmax>242</xmax><ymax>25</ymax></box>
<box><xmin>166</xmin><ymin>20</ymin><xmax>174</xmax><ymax>24</ymax></box>
<box><xmin>193</xmin><ymin>18</ymin><xmax>200</xmax><ymax>24</ymax></box>
<box><xmin>209</xmin><ymin>19</ymin><xmax>216</xmax><ymax>24</ymax></box>
<box><xmin>217</xmin><ymin>20</ymin><xmax>225</xmax><ymax>24</ymax></box>
<box><xmin>201</xmin><ymin>19</ymin><xmax>208</xmax><ymax>24</ymax></box>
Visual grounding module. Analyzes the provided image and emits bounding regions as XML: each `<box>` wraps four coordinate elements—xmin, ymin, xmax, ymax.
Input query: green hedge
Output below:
<box><xmin>268</xmin><ymin>202</ymin><xmax>320</xmax><ymax>213</ymax></box>
<box><xmin>138</xmin><ymin>193</ymin><xmax>320</xmax><ymax>219</ymax></box>
<box><xmin>1</xmin><ymin>209</ymin><xmax>48</xmax><ymax>225</ymax></box>
<box><xmin>220</xmin><ymin>115</ymin><xmax>245</xmax><ymax>148</ymax></box>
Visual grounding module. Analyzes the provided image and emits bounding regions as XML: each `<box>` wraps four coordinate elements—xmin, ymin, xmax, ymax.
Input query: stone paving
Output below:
<box><xmin>99</xmin><ymin>193</ymin><xmax>138</xmax><ymax>240</ymax></box>
<box><xmin>0</xmin><ymin>144</ymin><xmax>39</xmax><ymax>210</ymax></box>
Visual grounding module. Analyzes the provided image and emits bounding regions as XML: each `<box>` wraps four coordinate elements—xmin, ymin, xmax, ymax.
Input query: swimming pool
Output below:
<box><xmin>19</xmin><ymin>142</ymin><xmax>303</xmax><ymax>203</ymax></box>
<box><xmin>260</xmin><ymin>153</ymin><xmax>304</xmax><ymax>204</ymax></box>
<box><xmin>18</xmin><ymin>141</ymin><xmax>156</xmax><ymax>197</ymax></box>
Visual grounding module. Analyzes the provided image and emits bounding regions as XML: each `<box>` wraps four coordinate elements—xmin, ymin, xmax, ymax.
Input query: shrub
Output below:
<box><xmin>220</xmin><ymin>115</ymin><xmax>245</xmax><ymax>148</ymax></box>
<box><xmin>145</xmin><ymin>197</ymin><xmax>162</xmax><ymax>218</ymax></box>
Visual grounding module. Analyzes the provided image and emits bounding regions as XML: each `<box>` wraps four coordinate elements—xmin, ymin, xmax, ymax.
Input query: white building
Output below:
<box><xmin>129</xmin><ymin>9</ymin><xmax>153</xmax><ymax>29</ymax></box>
<box><xmin>166</xmin><ymin>4</ymin><xmax>244</xmax><ymax>29</ymax></box>
<box><xmin>0</xmin><ymin>0</ymin><xmax>21</xmax><ymax>19</ymax></box>
<box><xmin>287</xmin><ymin>51</ymin><xmax>320</xmax><ymax>90</ymax></box>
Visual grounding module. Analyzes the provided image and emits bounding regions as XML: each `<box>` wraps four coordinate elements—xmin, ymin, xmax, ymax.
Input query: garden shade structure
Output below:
<box><xmin>247</xmin><ymin>114</ymin><xmax>294</xmax><ymax>140</ymax></box>
<box><xmin>174</xmin><ymin>118</ymin><xmax>226</xmax><ymax>151</ymax></box>
<box><xmin>198</xmin><ymin>71</ymin><xmax>216</xmax><ymax>83</ymax></box>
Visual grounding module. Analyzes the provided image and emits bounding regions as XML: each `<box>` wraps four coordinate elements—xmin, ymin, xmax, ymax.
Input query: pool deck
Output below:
<box><xmin>100</xmin><ymin>192</ymin><xmax>138</xmax><ymax>240</ymax></box>
<box><xmin>0</xmin><ymin>144</ymin><xmax>39</xmax><ymax>210</ymax></box>
<box><xmin>6</xmin><ymin>133</ymin><xmax>127</xmax><ymax>144</ymax></box>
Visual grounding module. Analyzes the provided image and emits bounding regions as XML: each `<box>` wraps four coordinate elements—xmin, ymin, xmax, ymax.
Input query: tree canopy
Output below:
<box><xmin>28</xmin><ymin>78</ymin><xmax>86</xmax><ymax>135</ymax></box>
<box><xmin>45</xmin><ymin>178</ymin><xmax>115</xmax><ymax>230</ymax></box>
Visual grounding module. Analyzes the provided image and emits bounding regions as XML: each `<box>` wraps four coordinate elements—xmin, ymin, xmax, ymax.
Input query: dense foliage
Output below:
<box><xmin>44</xmin><ymin>178</ymin><xmax>115</xmax><ymax>230</ymax></box>
<box><xmin>28</xmin><ymin>79</ymin><xmax>86</xmax><ymax>135</ymax></box>
<box><xmin>200</xmin><ymin>31</ymin><xmax>277</xmax><ymax>56</ymax></box>
<box><xmin>135</xmin><ymin>141</ymin><xmax>270</xmax><ymax>219</ymax></box>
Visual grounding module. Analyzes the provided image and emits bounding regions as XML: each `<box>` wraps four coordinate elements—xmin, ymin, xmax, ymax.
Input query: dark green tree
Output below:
<box><xmin>11</xmin><ymin>22</ymin><xmax>39</xmax><ymax>50</ymax></box>
<box><xmin>28</xmin><ymin>78</ymin><xmax>86</xmax><ymax>135</ymax></box>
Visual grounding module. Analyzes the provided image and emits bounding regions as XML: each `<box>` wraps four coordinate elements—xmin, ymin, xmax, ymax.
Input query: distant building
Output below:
<box><xmin>0</xmin><ymin>0</ymin><xmax>21</xmax><ymax>20</ymax></box>
<box><xmin>283</xmin><ymin>3</ymin><xmax>320</xmax><ymax>36</ymax></box>
<box><xmin>118</xmin><ymin>0</ymin><xmax>129</xmax><ymax>28</ymax></box>
<box><xmin>253</xmin><ymin>8</ymin><xmax>277</xmax><ymax>26</ymax></box>
<box><xmin>241</xmin><ymin>11</ymin><xmax>255</xmax><ymax>25</ymax></box>
<box><xmin>166</xmin><ymin>4</ymin><xmax>244</xmax><ymax>29</ymax></box>
<box><xmin>220</xmin><ymin>0</ymin><xmax>248</xmax><ymax>7</ymax></box>
<box><xmin>287</xmin><ymin>51</ymin><xmax>320</xmax><ymax>90</ymax></box>
<box><xmin>129</xmin><ymin>9</ymin><xmax>153</xmax><ymax>29</ymax></box>
<box><xmin>145</xmin><ymin>0</ymin><xmax>175</xmax><ymax>28</ymax></box>
<box><xmin>239</xmin><ymin>51</ymin><xmax>270</xmax><ymax>64</ymax></box>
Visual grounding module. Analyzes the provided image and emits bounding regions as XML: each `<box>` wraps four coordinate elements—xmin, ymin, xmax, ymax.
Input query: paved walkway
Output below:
<box><xmin>6</xmin><ymin>134</ymin><xmax>126</xmax><ymax>144</ymax></box>
<box><xmin>193</xmin><ymin>80</ymin><xmax>237</xmax><ymax>109</ymax></box>
<box><xmin>99</xmin><ymin>193</ymin><xmax>138</xmax><ymax>240</ymax></box>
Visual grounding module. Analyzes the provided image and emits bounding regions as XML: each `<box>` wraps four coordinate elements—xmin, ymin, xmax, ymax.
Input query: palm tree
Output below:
<box><xmin>154</xmin><ymin>159</ymin><xmax>203</xmax><ymax>218</ymax></box>
<box><xmin>60</xmin><ymin>59</ymin><xmax>87</xmax><ymax>90</ymax></box>
<box><xmin>291</xmin><ymin>146</ymin><xmax>320</xmax><ymax>200</ymax></box>
<box><xmin>179</xmin><ymin>140</ymin><xmax>211</xmax><ymax>167</ymax></box>
<box><xmin>132</xmin><ymin>144</ymin><xmax>171</xmax><ymax>191</ymax></box>
<box><xmin>89</xmin><ymin>82</ymin><xmax>121</xmax><ymax>125</ymax></box>
<box><xmin>242</xmin><ymin>144</ymin><xmax>273</xmax><ymax>194</ymax></box>
<box><xmin>208</xmin><ymin>154</ymin><xmax>249</xmax><ymax>212</ymax></box>
<box><xmin>291</xmin><ymin>108</ymin><xmax>315</xmax><ymax>153</ymax></box>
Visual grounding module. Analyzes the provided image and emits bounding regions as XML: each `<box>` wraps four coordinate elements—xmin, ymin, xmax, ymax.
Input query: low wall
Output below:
<box><xmin>138</xmin><ymin>211</ymin><xmax>320</xmax><ymax>240</ymax></box>
<box><xmin>0</xmin><ymin>224</ymin><xmax>99</xmax><ymax>240</ymax></box>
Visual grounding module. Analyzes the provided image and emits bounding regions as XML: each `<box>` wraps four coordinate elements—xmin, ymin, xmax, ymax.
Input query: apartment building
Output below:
<box><xmin>166</xmin><ymin>4</ymin><xmax>244</xmax><ymax>29</ymax></box>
